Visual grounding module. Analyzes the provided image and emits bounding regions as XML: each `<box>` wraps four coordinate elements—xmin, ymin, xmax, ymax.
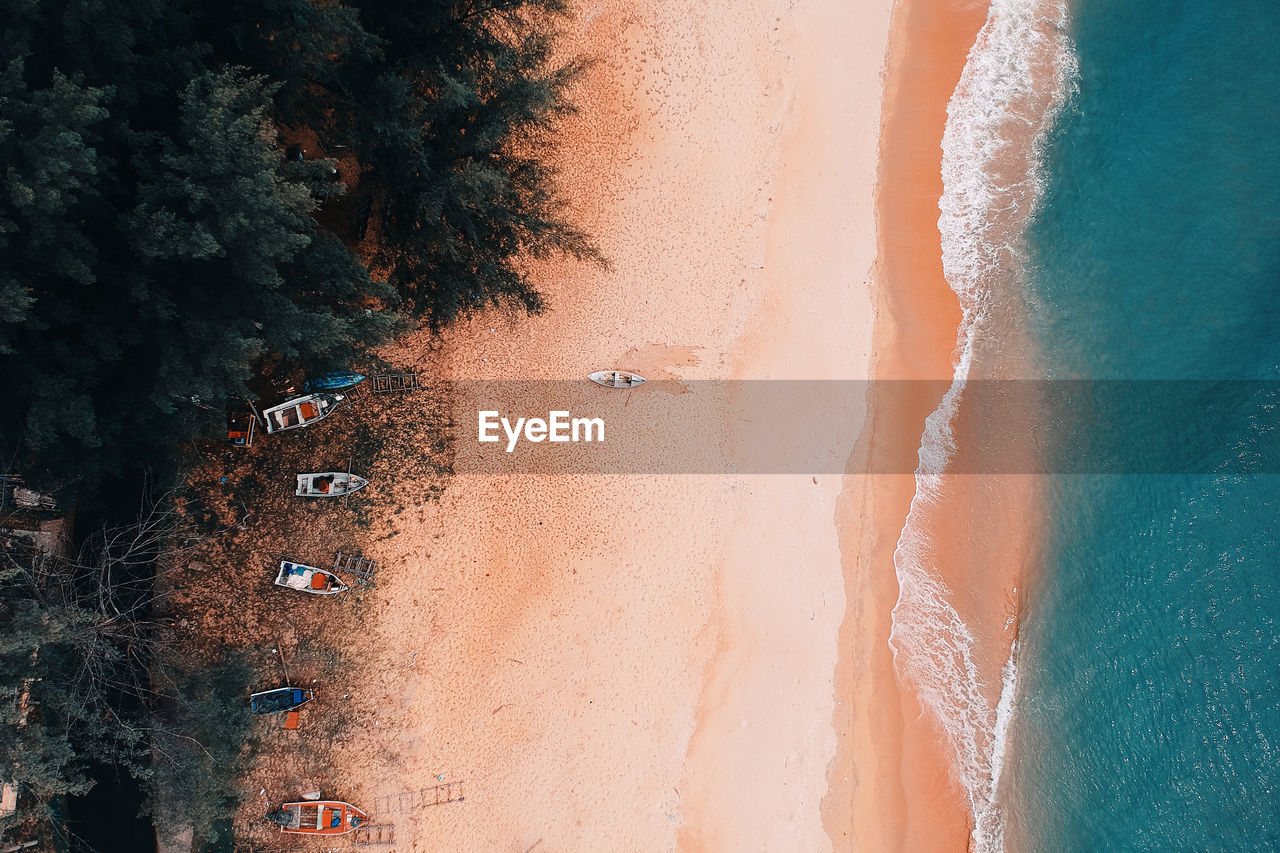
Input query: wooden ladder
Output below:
<box><xmin>351</xmin><ymin>823</ymin><xmax>396</xmax><ymax>846</ymax></box>
<box><xmin>334</xmin><ymin>550</ymin><xmax>378</xmax><ymax>585</ymax></box>
<box><xmin>370</xmin><ymin>372</ymin><xmax>422</xmax><ymax>394</ymax></box>
<box><xmin>374</xmin><ymin>780</ymin><xmax>465</xmax><ymax>815</ymax></box>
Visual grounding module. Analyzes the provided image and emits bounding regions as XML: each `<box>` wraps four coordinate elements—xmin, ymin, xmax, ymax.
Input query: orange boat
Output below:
<box><xmin>268</xmin><ymin>800</ymin><xmax>369</xmax><ymax>835</ymax></box>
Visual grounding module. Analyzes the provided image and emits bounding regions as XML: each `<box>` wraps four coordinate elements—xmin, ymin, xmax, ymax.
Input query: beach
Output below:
<box><xmin>309</xmin><ymin>0</ymin><xmax>992</xmax><ymax>849</ymax></box>
<box><xmin>9</xmin><ymin>0</ymin><xmax>1271</xmax><ymax>846</ymax></box>
<box><xmin>833</xmin><ymin>0</ymin><xmax>996</xmax><ymax>849</ymax></box>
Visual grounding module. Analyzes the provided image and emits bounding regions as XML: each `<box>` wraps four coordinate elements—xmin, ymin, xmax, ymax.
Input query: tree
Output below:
<box><xmin>0</xmin><ymin>59</ymin><xmax>401</xmax><ymax>485</ymax></box>
<box><xmin>148</xmin><ymin>654</ymin><xmax>253</xmax><ymax>847</ymax></box>
<box><xmin>2</xmin><ymin>0</ymin><xmax>599</xmax><ymax>839</ymax></box>
<box><xmin>317</xmin><ymin>0</ymin><xmax>603</xmax><ymax>327</ymax></box>
<box><xmin>1</xmin><ymin>0</ymin><xmax>597</xmax><ymax>484</ymax></box>
<box><xmin>0</xmin><ymin>599</ymin><xmax>97</xmax><ymax>808</ymax></box>
<box><xmin>0</xmin><ymin>492</ymin><xmax>246</xmax><ymax>825</ymax></box>
<box><xmin>124</xmin><ymin>67</ymin><xmax>399</xmax><ymax>412</ymax></box>
<box><xmin>199</xmin><ymin>0</ymin><xmax>604</xmax><ymax>327</ymax></box>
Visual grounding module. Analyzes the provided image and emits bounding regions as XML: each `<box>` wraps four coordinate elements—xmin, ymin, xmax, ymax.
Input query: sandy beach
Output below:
<box><xmin>301</xmin><ymin>0</ymin><xmax>995</xmax><ymax>850</ymax></box>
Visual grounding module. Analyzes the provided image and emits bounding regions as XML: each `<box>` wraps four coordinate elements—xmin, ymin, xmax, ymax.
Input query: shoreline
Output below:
<box><xmin>841</xmin><ymin>0</ymin><xmax>1070</xmax><ymax>848</ymax></box>
<box><xmin>833</xmin><ymin>0</ymin><xmax>996</xmax><ymax>850</ymax></box>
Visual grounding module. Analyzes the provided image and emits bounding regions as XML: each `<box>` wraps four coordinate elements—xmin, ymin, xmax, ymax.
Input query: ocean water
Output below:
<box><xmin>1005</xmin><ymin>1</ymin><xmax>1280</xmax><ymax>850</ymax></box>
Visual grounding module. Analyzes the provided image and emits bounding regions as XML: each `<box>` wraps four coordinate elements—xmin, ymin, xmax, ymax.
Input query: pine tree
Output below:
<box><xmin>347</xmin><ymin>0</ymin><xmax>603</xmax><ymax>327</ymax></box>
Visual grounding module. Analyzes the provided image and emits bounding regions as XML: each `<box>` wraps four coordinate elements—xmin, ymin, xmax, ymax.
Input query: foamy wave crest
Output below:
<box><xmin>888</xmin><ymin>0</ymin><xmax>1076</xmax><ymax>851</ymax></box>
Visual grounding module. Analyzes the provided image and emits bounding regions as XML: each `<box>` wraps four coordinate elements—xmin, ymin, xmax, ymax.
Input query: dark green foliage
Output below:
<box><xmin>0</xmin><ymin>568</ymin><xmax>150</xmax><ymax>817</ymax></box>
<box><xmin>0</xmin><ymin>3</ymin><xmax>592</xmax><ymax>490</ymax></box>
<box><xmin>348</xmin><ymin>1</ymin><xmax>602</xmax><ymax>327</ymax></box>
<box><xmin>0</xmin><ymin>600</ymin><xmax>97</xmax><ymax>806</ymax></box>
<box><xmin>149</xmin><ymin>654</ymin><xmax>253</xmax><ymax>846</ymax></box>
<box><xmin>122</xmin><ymin>67</ymin><xmax>398</xmax><ymax>411</ymax></box>
<box><xmin>209</xmin><ymin>0</ymin><xmax>603</xmax><ymax>327</ymax></box>
<box><xmin>0</xmin><ymin>499</ymin><xmax>250</xmax><ymax>836</ymax></box>
<box><xmin>0</xmin><ymin>0</ymin><xmax>595</xmax><ymax>486</ymax></box>
<box><xmin>1</xmin><ymin>0</ymin><xmax>592</xmax><ymax>836</ymax></box>
<box><xmin>0</xmin><ymin>51</ymin><xmax>403</xmax><ymax>483</ymax></box>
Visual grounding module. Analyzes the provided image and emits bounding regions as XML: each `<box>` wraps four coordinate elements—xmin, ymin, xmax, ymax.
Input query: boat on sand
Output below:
<box><xmin>588</xmin><ymin>370</ymin><xmax>646</xmax><ymax>389</ymax></box>
<box><xmin>250</xmin><ymin>687</ymin><xmax>314</xmax><ymax>715</ymax></box>
<box><xmin>274</xmin><ymin>560</ymin><xmax>348</xmax><ymax>595</ymax></box>
<box><xmin>262</xmin><ymin>393</ymin><xmax>343</xmax><ymax>434</ymax></box>
<box><xmin>267</xmin><ymin>800</ymin><xmax>369</xmax><ymax>835</ymax></box>
<box><xmin>305</xmin><ymin>371</ymin><xmax>365</xmax><ymax>392</ymax></box>
<box><xmin>295</xmin><ymin>472</ymin><xmax>369</xmax><ymax>497</ymax></box>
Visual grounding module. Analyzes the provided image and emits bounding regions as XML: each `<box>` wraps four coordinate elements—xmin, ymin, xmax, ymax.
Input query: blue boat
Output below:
<box><xmin>250</xmin><ymin>686</ymin><xmax>314</xmax><ymax>715</ymax></box>
<box><xmin>304</xmin><ymin>371</ymin><xmax>365</xmax><ymax>392</ymax></box>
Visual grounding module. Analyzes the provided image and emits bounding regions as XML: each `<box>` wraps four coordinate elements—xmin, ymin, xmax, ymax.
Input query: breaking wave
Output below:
<box><xmin>887</xmin><ymin>0</ymin><xmax>1076</xmax><ymax>851</ymax></box>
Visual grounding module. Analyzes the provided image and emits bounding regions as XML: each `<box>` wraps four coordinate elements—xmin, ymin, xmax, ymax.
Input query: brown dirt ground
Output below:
<box><xmin>169</xmin><ymin>372</ymin><xmax>455</xmax><ymax>852</ymax></box>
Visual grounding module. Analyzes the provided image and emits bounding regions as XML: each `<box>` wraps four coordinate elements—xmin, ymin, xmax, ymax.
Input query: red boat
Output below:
<box><xmin>269</xmin><ymin>800</ymin><xmax>369</xmax><ymax>835</ymax></box>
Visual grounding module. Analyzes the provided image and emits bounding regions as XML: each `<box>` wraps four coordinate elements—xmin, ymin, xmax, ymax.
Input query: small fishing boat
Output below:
<box><xmin>295</xmin><ymin>472</ymin><xmax>369</xmax><ymax>498</ymax></box>
<box><xmin>305</xmin><ymin>371</ymin><xmax>365</xmax><ymax>392</ymax></box>
<box><xmin>262</xmin><ymin>393</ymin><xmax>344</xmax><ymax>434</ymax></box>
<box><xmin>267</xmin><ymin>800</ymin><xmax>369</xmax><ymax>835</ymax></box>
<box><xmin>588</xmin><ymin>370</ymin><xmax>647</xmax><ymax>389</ymax></box>
<box><xmin>250</xmin><ymin>686</ymin><xmax>315</xmax><ymax>716</ymax></box>
<box><xmin>274</xmin><ymin>560</ymin><xmax>349</xmax><ymax>595</ymax></box>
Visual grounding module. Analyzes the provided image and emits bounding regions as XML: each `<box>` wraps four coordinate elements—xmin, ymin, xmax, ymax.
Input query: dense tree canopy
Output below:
<box><xmin>0</xmin><ymin>0</ymin><xmax>593</xmax><ymax>485</ymax></box>
<box><xmin>0</xmin><ymin>0</ymin><xmax>594</xmax><ymax>838</ymax></box>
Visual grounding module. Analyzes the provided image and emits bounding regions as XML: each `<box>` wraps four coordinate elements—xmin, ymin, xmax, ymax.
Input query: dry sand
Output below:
<box><xmin>306</xmin><ymin>0</ymin><xmax>1000</xmax><ymax>850</ymax></box>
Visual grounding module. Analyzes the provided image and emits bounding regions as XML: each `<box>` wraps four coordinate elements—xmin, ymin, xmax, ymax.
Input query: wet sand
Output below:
<box><xmin>828</xmin><ymin>0</ymin><xmax>996</xmax><ymax>851</ymax></box>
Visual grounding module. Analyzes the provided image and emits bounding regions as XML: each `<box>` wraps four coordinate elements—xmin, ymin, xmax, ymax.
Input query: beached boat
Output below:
<box><xmin>295</xmin><ymin>472</ymin><xmax>369</xmax><ymax>498</ymax></box>
<box><xmin>267</xmin><ymin>800</ymin><xmax>369</xmax><ymax>835</ymax></box>
<box><xmin>274</xmin><ymin>560</ymin><xmax>348</xmax><ymax>595</ymax></box>
<box><xmin>588</xmin><ymin>370</ymin><xmax>646</xmax><ymax>389</ymax></box>
<box><xmin>262</xmin><ymin>393</ymin><xmax>344</xmax><ymax>434</ymax></box>
<box><xmin>304</xmin><ymin>371</ymin><xmax>365</xmax><ymax>392</ymax></box>
<box><xmin>250</xmin><ymin>686</ymin><xmax>315</xmax><ymax>715</ymax></box>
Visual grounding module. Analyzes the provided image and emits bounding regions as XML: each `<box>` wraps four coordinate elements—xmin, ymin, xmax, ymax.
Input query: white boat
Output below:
<box><xmin>295</xmin><ymin>472</ymin><xmax>369</xmax><ymax>497</ymax></box>
<box><xmin>262</xmin><ymin>393</ymin><xmax>344</xmax><ymax>434</ymax></box>
<box><xmin>588</xmin><ymin>370</ymin><xmax>646</xmax><ymax>389</ymax></box>
<box><xmin>274</xmin><ymin>560</ymin><xmax>349</xmax><ymax>595</ymax></box>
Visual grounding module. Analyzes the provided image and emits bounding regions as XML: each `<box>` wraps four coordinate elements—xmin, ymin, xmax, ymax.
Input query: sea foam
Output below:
<box><xmin>887</xmin><ymin>0</ymin><xmax>1076</xmax><ymax>850</ymax></box>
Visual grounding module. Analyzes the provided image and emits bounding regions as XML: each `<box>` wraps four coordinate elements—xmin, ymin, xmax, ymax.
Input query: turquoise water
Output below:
<box><xmin>1009</xmin><ymin>0</ymin><xmax>1280</xmax><ymax>850</ymax></box>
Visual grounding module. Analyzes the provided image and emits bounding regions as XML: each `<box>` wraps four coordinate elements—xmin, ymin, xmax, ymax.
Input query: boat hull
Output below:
<box><xmin>305</xmin><ymin>372</ymin><xmax>365</xmax><ymax>392</ymax></box>
<box><xmin>250</xmin><ymin>687</ymin><xmax>315</xmax><ymax>715</ymax></box>
<box><xmin>274</xmin><ymin>561</ymin><xmax>349</xmax><ymax>595</ymax></box>
<box><xmin>277</xmin><ymin>801</ymin><xmax>369</xmax><ymax>835</ymax></box>
<box><xmin>588</xmin><ymin>370</ymin><xmax>646</xmax><ymax>389</ymax></box>
<box><xmin>295</xmin><ymin>472</ymin><xmax>370</xmax><ymax>497</ymax></box>
<box><xmin>262</xmin><ymin>393</ymin><xmax>343</xmax><ymax>434</ymax></box>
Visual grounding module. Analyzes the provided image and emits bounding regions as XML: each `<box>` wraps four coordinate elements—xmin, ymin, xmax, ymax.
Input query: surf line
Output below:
<box><xmin>886</xmin><ymin>0</ymin><xmax>1076</xmax><ymax>851</ymax></box>
<box><xmin>478</xmin><ymin>410</ymin><xmax>605</xmax><ymax>452</ymax></box>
